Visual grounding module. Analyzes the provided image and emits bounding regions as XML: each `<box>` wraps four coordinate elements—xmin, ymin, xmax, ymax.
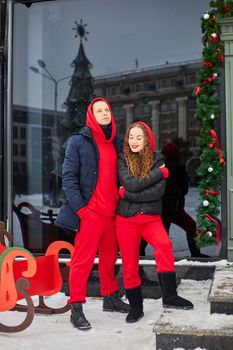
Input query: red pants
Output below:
<box><xmin>116</xmin><ymin>213</ymin><xmax>175</xmax><ymax>289</ymax></box>
<box><xmin>68</xmin><ymin>210</ymin><xmax>118</xmax><ymax>304</ymax></box>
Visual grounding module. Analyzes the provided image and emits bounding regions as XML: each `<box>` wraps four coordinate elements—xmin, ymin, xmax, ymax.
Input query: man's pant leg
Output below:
<box><xmin>68</xmin><ymin>211</ymin><xmax>103</xmax><ymax>304</ymax></box>
<box><xmin>98</xmin><ymin>215</ymin><xmax>119</xmax><ymax>296</ymax></box>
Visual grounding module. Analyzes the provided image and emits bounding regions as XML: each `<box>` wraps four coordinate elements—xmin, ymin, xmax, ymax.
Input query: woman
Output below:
<box><xmin>116</xmin><ymin>122</ymin><xmax>193</xmax><ymax>323</ymax></box>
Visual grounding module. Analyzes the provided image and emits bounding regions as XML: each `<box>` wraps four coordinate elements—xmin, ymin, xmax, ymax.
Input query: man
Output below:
<box><xmin>56</xmin><ymin>97</ymin><xmax>129</xmax><ymax>331</ymax></box>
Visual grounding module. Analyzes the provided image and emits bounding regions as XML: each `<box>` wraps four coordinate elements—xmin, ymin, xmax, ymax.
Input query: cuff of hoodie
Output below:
<box><xmin>160</xmin><ymin>167</ymin><xmax>169</xmax><ymax>179</ymax></box>
<box><xmin>76</xmin><ymin>207</ymin><xmax>88</xmax><ymax>218</ymax></box>
<box><xmin>119</xmin><ymin>186</ymin><xmax>125</xmax><ymax>198</ymax></box>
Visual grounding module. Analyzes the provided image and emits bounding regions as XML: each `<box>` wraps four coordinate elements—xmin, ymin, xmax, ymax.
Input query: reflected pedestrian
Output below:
<box><xmin>161</xmin><ymin>143</ymin><xmax>208</xmax><ymax>258</ymax></box>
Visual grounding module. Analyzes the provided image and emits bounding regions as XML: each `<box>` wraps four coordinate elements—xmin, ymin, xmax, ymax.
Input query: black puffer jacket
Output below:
<box><xmin>116</xmin><ymin>152</ymin><xmax>166</xmax><ymax>217</ymax></box>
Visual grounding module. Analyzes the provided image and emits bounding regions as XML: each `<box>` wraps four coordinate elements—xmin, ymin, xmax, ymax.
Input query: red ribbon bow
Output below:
<box><xmin>204</xmin><ymin>213</ymin><xmax>218</xmax><ymax>223</ymax></box>
<box><xmin>209</xmin><ymin>129</ymin><xmax>225</xmax><ymax>164</ymax></box>
<box><xmin>204</xmin><ymin>214</ymin><xmax>221</xmax><ymax>246</ymax></box>
<box><xmin>205</xmin><ymin>189</ymin><xmax>220</xmax><ymax>195</ymax></box>
<box><xmin>202</xmin><ymin>61</ymin><xmax>213</xmax><ymax>67</ymax></box>
<box><xmin>195</xmin><ymin>86</ymin><xmax>201</xmax><ymax>96</ymax></box>
<box><xmin>223</xmin><ymin>5</ymin><xmax>230</xmax><ymax>13</ymax></box>
<box><xmin>214</xmin><ymin>33</ymin><xmax>220</xmax><ymax>43</ymax></box>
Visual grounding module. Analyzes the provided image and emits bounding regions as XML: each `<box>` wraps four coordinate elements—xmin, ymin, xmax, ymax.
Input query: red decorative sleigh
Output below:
<box><xmin>0</xmin><ymin>221</ymin><xmax>74</xmax><ymax>332</ymax></box>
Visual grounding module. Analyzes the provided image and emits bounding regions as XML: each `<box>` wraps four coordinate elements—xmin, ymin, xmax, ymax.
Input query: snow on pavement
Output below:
<box><xmin>0</xmin><ymin>294</ymin><xmax>162</xmax><ymax>350</ymax></box>
<box><xmin>2</xmin><ymin>278</ymin><xmax>231</xmax><ymax>350</ymax></box>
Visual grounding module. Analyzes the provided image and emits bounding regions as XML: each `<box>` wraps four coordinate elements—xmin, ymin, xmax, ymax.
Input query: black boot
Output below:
<box><xmin>125</xmin><ymin>285</ymin><xmax>144</xmax><ymax>323</ymax></box>
<box><xmin>70</xmin><ymin>303</ymin><xmax>91</xmax><ymax>330</ymax></box>
<box><xmin>158</xmin><ymin>272</ymin><xmax>193</xmax><ymax>310</ymax></box>
<box><xmin>103</xmin><ymin>291</ymin><xmax>130</xmax><ymax>313</ymax></box>
<box><xmin>188</xmin><ymin>240</ymin><xmax>210</xmax><ymax>258</ymax></box>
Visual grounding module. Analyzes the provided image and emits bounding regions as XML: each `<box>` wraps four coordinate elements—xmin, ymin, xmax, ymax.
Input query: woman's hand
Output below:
<box><xmin>159</xmin><ymin>164</ymin><xmax>169</xmax><ymax>179</ymax></box>
<box><xmin>119</xmin><ymin>186</ymin><xmax>125</xmax><ymax>198</ymax></box>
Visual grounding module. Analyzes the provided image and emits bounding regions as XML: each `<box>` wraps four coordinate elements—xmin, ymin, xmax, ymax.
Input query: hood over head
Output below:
<box><xmin>134</xmin><ymin>121</ymin><xmax>155</xmax><ymax>152</ymax></box>
<box><xmin>86</xmin><ymin>97</ymin><xmax>116</xmax><ymax>142</ymax></box>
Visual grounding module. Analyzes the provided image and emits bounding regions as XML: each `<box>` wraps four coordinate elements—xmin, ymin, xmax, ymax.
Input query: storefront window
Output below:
<box><xmin>11</xmin><ymin>0</ymin><xmax>220</xmax><ymax>259</ymax></box>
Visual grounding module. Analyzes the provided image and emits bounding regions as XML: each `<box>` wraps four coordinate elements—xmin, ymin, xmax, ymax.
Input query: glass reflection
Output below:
<box><xmin>12</xmin><ymin>0</ymin><xmax>220</xmax><ymax>258</ymax></box>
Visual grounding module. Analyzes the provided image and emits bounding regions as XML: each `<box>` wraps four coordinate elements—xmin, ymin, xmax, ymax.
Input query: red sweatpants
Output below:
<box><xmin>116</xmin><ymin>213</ymin><xmax>175</xmax><ymax>289</ymax></box>
<box><xmin>68</xmin><ymin>210</ymin><xmax>119</xmax><ymax>304</ymax></box>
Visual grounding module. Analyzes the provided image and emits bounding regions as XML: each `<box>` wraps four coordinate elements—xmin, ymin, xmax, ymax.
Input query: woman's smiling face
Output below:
<box><xmin>128</xmin><ymin>126</ymin><xmax>145</xmax><ymax>153</ymax></box>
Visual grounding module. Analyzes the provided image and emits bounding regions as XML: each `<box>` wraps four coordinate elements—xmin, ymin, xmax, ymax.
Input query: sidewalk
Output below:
<box><xmin>1</xmin><ymin>293</ymin><xmax>162</xmax><ymax>350</ymax></box>
<box><xmin>1</xmin><ymin>277</ymin><xmax>225</xmax><ymax>350</ymax></box>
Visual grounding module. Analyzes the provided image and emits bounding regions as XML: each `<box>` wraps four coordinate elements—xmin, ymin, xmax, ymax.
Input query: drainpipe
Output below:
<box><xmin>0</xmin><ymin>1</ymin><xmax>7</xmax><ymax>221</ymax></box>
<box><xmin>219</xmin><ymin>17</ymin><xmax>233</xmax><ymax>262</ymax></box>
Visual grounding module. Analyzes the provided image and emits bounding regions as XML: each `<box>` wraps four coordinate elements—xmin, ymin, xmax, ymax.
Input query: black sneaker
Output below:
<box><xmin>103</xmin><ymin>291</ymin><xmax>130</xmax><ymax>313</ymax></box>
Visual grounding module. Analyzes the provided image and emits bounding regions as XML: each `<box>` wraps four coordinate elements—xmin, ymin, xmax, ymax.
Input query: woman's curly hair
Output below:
<box><xmin>123</xmin><ymin>123</ymin><xmax>153</xmax><ymax>177</ymax></box>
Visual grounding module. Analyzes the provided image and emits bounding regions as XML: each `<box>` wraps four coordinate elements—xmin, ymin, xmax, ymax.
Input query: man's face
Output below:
<box><xmin>92</xmin><ymin>101</ymin><xmax>111</xmax><ymax>125</ymax></box>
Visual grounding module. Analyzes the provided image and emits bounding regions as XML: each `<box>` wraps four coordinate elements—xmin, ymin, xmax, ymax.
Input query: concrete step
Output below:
<box><xmin>154</xmin><ymin>279</ymin><xmax>233</xmax><ymax>350</ymax></box>
<box><xmin>60</xmin><ymin>263</ymin><xmax>215</xmax><ymax>299</ymax></box>
<box><xmin>208</xmin><ymin>265</ymin><xmax>233</xmax><ymax>315</ymax></box>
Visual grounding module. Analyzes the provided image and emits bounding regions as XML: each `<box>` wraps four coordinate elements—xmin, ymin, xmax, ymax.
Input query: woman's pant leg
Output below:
<box><xmin>116</xmin><ymin>220</ymin><xmax>141</xmax><ymax>289</ymax></box>
<box><xmin>98</xmin><ymin>215</ymin><xmax>119</xmax><ymax>296</ymax></box>
<box><xmin>68</xmin><ymin>213</ymin><xmax>102</xmax><ymax>304</ymax></box>
<box><xmin>142</xmin><ymin>215</ymin><xmax>175</xmax><ymax>273</ymax></box>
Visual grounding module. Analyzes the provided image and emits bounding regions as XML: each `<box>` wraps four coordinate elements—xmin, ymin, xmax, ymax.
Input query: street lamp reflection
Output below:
<box><xmin>29</xmin><ymin>60</ymin><xmax>70</xmax><ymax>207</ymax></box>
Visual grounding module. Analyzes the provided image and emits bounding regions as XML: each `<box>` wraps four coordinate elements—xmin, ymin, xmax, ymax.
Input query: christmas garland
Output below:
<box><xmin>194</xmin><ymin>0</ymin><xmax>233</xmax><ymax>248</ymax></box>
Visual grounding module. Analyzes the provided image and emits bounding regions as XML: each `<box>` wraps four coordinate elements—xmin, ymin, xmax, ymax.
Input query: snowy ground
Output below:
<box><xmin>4</xmin><ymin>188</ymin><xmax>225</xmax><ymax>350</ymax></box>
<box><xmin>1</xmin><ymin>294</ymin><xmax>161</xmax><ymax>350</ymax></box>
<box><xmin>0</xmin><ymin>279</ymin><xmax>217</xmax><ymax>350</ymax></box>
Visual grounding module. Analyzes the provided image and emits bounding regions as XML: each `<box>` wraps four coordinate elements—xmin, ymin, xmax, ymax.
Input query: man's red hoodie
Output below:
<box><xmin>78</xmin><ymin>98</ymin><xmax>119</xmax><ymax>217</ymax></box>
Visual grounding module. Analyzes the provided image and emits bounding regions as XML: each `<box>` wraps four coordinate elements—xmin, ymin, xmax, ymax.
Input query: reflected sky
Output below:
<box><xmin>40</xmin><ymin>0</ymin><xmax>211</xmax><ymax>75</ymax></box>
<box><xmin>13</xmin><ymin>0</ymin><xmax>210</xmax><ymax>109</ymax></box>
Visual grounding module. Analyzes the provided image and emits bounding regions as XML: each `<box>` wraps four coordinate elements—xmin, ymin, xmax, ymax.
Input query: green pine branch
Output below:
<box><xmin>194</xmin><ymin>0</ymin><xmax>231</xmax><ymax>248</ymax></box>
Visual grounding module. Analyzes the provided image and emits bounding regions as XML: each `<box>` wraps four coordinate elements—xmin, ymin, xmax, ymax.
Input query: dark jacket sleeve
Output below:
<box><xmin>123</xmin><ymin>179</ymin><xmax>166</xmax><ymax>202</ymax></box>
<box><xmin>117</xmin><ymin>155</ymin><xmax>164</xmax><ymax>192</ymax></box>
<box><xmin>62</xmin><ymin>136</ymin><xmax>86</xmax><ymax>212</ymax></box>
<box><xmin>114</xmin><ymin>133</ymin><xmax>123</xmax><ymax>154</ymax></box>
